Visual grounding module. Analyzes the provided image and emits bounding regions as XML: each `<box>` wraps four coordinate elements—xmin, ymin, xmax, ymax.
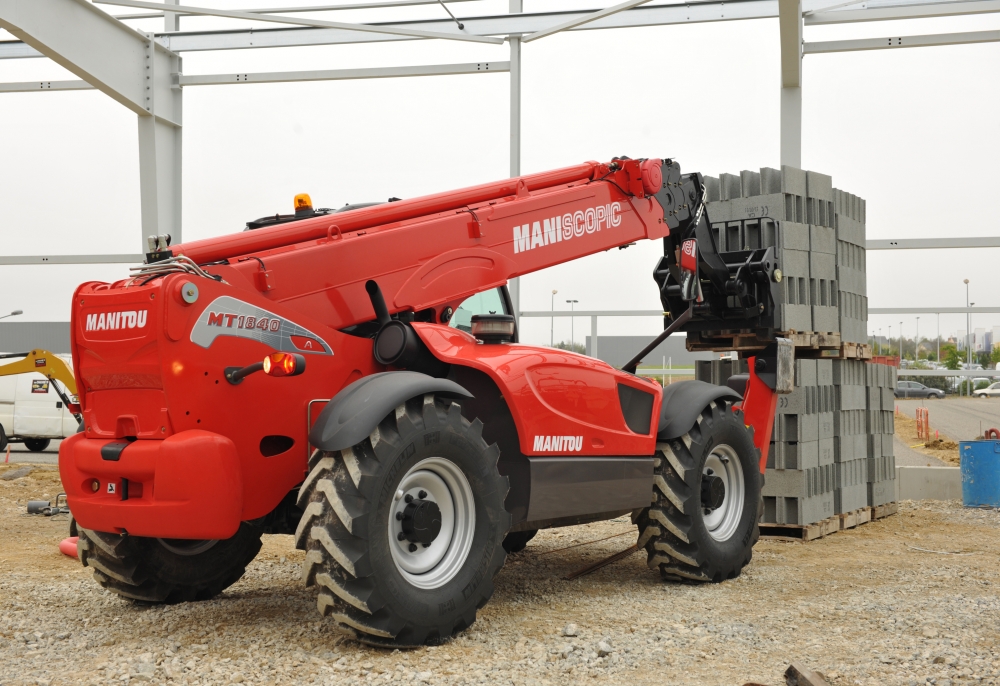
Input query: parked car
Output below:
<box><xmin>973</xmin><ymin>382</ymin><xmax>1000</xmax><ymax>398</ymax></box>
<box><xmin>894</xmin><ymin>381</ymin><xmax>945</xmax><ymax>399</ymax></box>
<box><xmin>0</xmin><ymin>355</ymin><xmax>79</xmax><ymax>452</ymax></box>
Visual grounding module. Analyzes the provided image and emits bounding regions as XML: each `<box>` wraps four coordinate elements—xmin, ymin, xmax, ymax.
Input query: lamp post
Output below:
<box><xmin>900</xmin><ymin>321</ymin><xmax>903</xmax><ymax>360</ymax></box>
<box><xmin>0</xmin><ymin>309</ymin><xmax>23</xmax><ymax>321</ymax></box>
<box><xmin>964</xmin><ymin>279</ymin><xmax>971</xmax><ymax>368</ymax></box>
<box><xmin>915</xmin><ymin>316</ymin><xmax>920</xmax><ymax>360</ymax></box>
<box><xmin>566</xmin><ymin>299</ymin><xmax>578</xmax><ymax>350</ymax></box>
<box><xmin>550</xmin><ymin>290</ymin><xmax>558</xmax><ymax>347</ymax></box>
<box><xmin>937</xmin><ymin>313</ymin><xmax>940</xmax><ymax>365</ymax></box>
<box><xmin>878</xmin><ymin>328</ymin><xmax>882</xmax><ymax>355</ymax></box>
<box><xmin>888</xmin><ymin>325</ymin><xmax>892</xmax><ymax>356</ymax></box>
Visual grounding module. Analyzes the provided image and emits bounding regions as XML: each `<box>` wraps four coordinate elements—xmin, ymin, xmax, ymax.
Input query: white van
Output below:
<box><xmin>0</xmin><ymin>354</ymin><xmax>79</xmax><ymax>452</ymax></box>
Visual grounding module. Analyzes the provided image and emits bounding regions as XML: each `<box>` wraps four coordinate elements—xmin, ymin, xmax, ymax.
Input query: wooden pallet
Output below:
<box><xmin>759</xmin><ymin>505</ymin><xmax>886</xmax><ymax>542</ymax></box>
<box><xmin>686</xmin><ymin>328</ymin><xmax>872</xmax><ymax>360</ymax></box>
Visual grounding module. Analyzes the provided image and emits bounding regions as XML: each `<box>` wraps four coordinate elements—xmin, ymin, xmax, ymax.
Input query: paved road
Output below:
<box><xmin>4</xmin><ymin>439</ymin><xmax>60</xmax><ymax>465</ymax></box>
<box><xmin>896</xmin><ymin>397</ymin><xmax>1000</xmax><ymax>442</ymax></box>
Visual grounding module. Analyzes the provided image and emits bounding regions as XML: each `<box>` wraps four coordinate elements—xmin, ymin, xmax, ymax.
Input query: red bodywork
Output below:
<box><xmin>60</xmin><ymin>158</ymin><xmax>775</xmax><ymax>539</ymax></box>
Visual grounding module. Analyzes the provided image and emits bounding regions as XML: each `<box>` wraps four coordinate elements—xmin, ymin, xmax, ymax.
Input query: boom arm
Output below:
<box><xmin>0</xmin><ymin>349</ymin><xmax>80</xmax><ymax>418</ymax></box>
<box><xmin>155</xmin><ymin>158</ymin><xmax>762</xmax><ymax>332</ymax></box>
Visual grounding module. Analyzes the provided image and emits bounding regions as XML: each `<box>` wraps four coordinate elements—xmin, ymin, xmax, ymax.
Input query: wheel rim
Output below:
<box><xmin>388</xmin><ymin>457</ymin><xmax>476</xmax><ymax>590</ymax></box>
<box><xmin>701</xmin><ymin>444</ymin><xmax>745</xmax><ymax>542</ymax></box>
<box><xmin>157</xmin><ymin>538</ymin><xmax>219</xmax><ymax>556</ymax></box>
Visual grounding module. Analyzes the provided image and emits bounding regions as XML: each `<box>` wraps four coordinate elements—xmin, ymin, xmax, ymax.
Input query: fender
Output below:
<box><xmin>656</xmin><ymin>380</ymin><xmax>742</xmax><ymax>440</ymax></box>
<box><xmin>308</xmin><ymin>371</ymin><xmax>472</xmax><ymax>452</ymax></box>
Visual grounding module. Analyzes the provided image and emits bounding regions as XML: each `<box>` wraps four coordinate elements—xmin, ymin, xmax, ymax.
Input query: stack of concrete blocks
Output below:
<box><xmin>703</xmin><ymin>166</ymin><xmax>866</xmax><ymax>341</ymax></box>
<box><xmin>695</xmin><ymin>358</ymin><xmax>897</xmax><ymax>524</ymax></box>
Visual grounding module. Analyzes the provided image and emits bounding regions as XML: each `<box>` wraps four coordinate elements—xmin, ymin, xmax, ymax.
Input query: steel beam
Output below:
<box><xmin>806</xmin><ymin>0</ymin><xmax>1000</xmax><ymax>24</ymax></box>
<box><xmin>0</xmin><ymin>79</ymin><xmax>94</xmax><ymax>92</ymax></box>
<box><xmin>520</xmin><ymin>310</ymin><xmax>662</xmax><ymax>317</ymax></box>
<box><xmin>870</xmin><ymin>307</ymin><xmax>1000</xmax><ymax>314</ymax></box>
<box><xmin>0</xmin><ymin>62</ymin><xmax>508</xmax><ymax>93</ymax></box>
<box><xmin>805</xmin><ymin>29</ymin><xmax>1000</xmax><ymax>53</ymax></box>
<box><xmin>94</xmin><ymin>0</ymin><xmax>505</xmax><ymax>45</ymax></box>
<box><xmin>778</xmin><ymin>0</ymin><xmax>803</xmax><ymax>169</ymax></box>
<box><xmin>507</xmin><ymin>0</ymin><xmax>522</xmax><ymax>324</ymax></box>
<box><xmin>867</xmin><ymin>237</ymin><xmax>1000</xmax><ymax>250</ymax></box>
<box><xmin>0</xmin><ymin>254</ymin><xmax>144</xmax><ymax>265</ymax></box>
<box><xmin>116</xmin><ymin>0</ymin><xmax>483</xmax><ymax>20</ymax></box>
<box><xmin>0</xmin><ymin>0</ymin><xmax>182</xmax><ymax>245</ymax></box>
<box><xmin>523</xmin><ymin>0</ymin><xmax>655</xmax><ymax>43</ymax></box>
<box><xmin>5</xmin><ymin>1</ymin><xmax>1000</xmax><ymax>59</ymax></box>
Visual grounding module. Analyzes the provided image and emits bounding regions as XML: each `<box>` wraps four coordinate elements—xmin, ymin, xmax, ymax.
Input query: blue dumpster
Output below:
<box><xmin>959</xmin><ymin>440</ymin><xmax>1000</xmax><ymax>508</ymax></box>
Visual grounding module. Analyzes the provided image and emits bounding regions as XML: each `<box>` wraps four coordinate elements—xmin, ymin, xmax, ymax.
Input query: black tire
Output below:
<box><xmin>24</xmin><ymin>438</ymin><xmax>50</xmax><ymax>452</ymax></box>
<box><xmin>0</xmin><ymin>425</ymin><xmax>7</xmax><ymax>453</ymax></box>
<box><xmin>295</xmin><ymin>394</ymin><xmax>510</xmax><ymax>647</ymax></box>
<box><xmin>502</xmin><ymin>529</ymin><xmax>537</xmax><ymax>554</ymax></box>
<box><xmin>635</xmin><ymin>399</ymin><xmax>761</xmax><ymax>582</ymax></box>
<box><xmin>77</xmin><ymin>523</ymin><xmax>263</xmax><ymax>603</ymax></box>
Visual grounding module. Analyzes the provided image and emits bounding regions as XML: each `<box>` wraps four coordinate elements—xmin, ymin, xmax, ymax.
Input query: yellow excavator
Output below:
<box><xmin>0</xmin><ymin>349</ymin><xmax>80</xmax><ymax>418</ymax></box>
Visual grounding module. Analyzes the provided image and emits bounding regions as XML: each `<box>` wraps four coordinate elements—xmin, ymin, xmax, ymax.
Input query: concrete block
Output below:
<box><xmin>832</xmin><ymin>359</ymin><xmax>866</xmax><ymax>386</ymax></box>
<box><xmin>740</xmin><ymin>170</ymin><xmax>761</xmax><ymax>198</ymax></box>
<box><xmin>810</xmin><ymin>225</ymin><xmax>836</xmax><ymax>254</ymax></box>
<box><xmin>837</xmin><ymin>215</ymin><xmax>866</xmax><ymax>247</ymax></box>
<box><xmin>762</xmin><ymin>492</ymin><xmax>835</xmax><ymax>525</ymax></box>
<box><xmin>867</xmin><ymin>434</ymin><xmax>883</xmax><ymax>462</ymax></box>
<box><xmin>780</xmin><ymin>165</ymin><xmax>807</xmax><ymax>197</ymax></box>
<box><xmin>721</xmin><ymin>173</ymin><xmax>742</xmax><ymax>201</ymax></box>
<box><xmin>815</xmin><ymin>360</ymin><xmax>832</xmax><ymax>387</ymax></box>
<box><xmin>896</xmin><ymin>466</ymin><xmax>961</xmax><ymax>501</ymax></box>
<box><xmin>777</xmin><ymin>221</ymin><xmax>811</xmax><ymax>252</ymax></box>
<box><xmin>867</xmin><ymin>479</ymin><xmax>896</xmax><ymax>507</ymax></box>
<box><xmin>776</xmin><ymin>440</ymin><xmax>819</xmax><ymax>470</ymax></box>
<box><xmin>795</xmin><ymin>359</ymin><xmax>817</xmax><ymax>387</ymax></box>
<box><xmin>760</xmin><ymin>167</ymin><xmax>782</xmax><ymax>194</ymax></box>
<box><xmin>778</xmin><ymin>304</ymin><xmax>812</xmax><ymax>333</ymax></box>
<box><xmin>817</xmin><ymin>411</ymin><xmax>833</xmax><ymax>440</ymax></box>
<box><xmin>812</xmin><ymin>306</ymin><xmax>839</xmax><ymax>333</ymax></box>
<box><xmin>836</xmin><ymin>483</ymin><xmax>868</xmax><ymax>514</ymax></box>
<box><xmin>834</xmin><ymin>434</ymin><xmax>867</xmax><ymax>462</ymax></box>
<box><xmin>777</xmin><ymin>414</ymin><xmax>819</xmax><ymax>443</ymax></box>
<box><xmin>818</xmin><ymin>437</ymin><xmax>834</xmax><ymax>467</ymax></box>
<box><xmin>836</xmin><ymin>385</ymin><xmax>867</xmax><ymax>411</ymax></box>
<box><xmin>866</xmin><ymin>387</ymin><xmax>881</xmax><ymax>411</ymax></box>
<box><xmin>810</xmin><ymin>252</ymin><xmax>837</xmax><ymax>282</ymax></box>
<box><xmin>806</xmin><ymin>170</ymin><xmax>833</xmax><ymax>201</ymax></box>
<box><xmin>836</xmin><ymin>458</ymin><xmax>867</xmax><ymax>488</ymax></box>
<box><xmin>880</xmin><ymin>388</ymin><xmax>895</xmax><ymax>411</ymax></box>
<box><xmin>704</xmin><ymin>176</ymin><xmax>721</xmax><ymax>203</ymax></box>
<box><xmin>763</xmin><ymin>464</ymin><xmax>835</xmax><ymax>498</ymax></box>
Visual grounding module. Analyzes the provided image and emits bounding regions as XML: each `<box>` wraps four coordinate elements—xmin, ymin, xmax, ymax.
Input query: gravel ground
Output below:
<box><xmin>2</xmin><ymin>464</ymin><xmax>1000</xmax><ymax>686</ymax></box>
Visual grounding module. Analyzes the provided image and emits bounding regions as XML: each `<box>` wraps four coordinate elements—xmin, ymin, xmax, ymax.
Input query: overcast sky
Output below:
<box><xmin>1</xmin><ymin>1</ymin><xmax>998</xmax><ymax>348</ymax></box>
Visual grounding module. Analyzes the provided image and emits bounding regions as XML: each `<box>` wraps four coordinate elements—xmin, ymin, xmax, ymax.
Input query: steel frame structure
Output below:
<box><xmin>1</xmin><ymin>0</ymin><xmax>998</xmax><ymax>320</ymax></box>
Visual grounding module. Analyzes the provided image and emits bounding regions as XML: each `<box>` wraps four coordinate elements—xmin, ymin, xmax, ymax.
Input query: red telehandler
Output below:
<box><xmin>60</xmin><ymin>157</ymin><xmax>791</xmax><ymax>646</ymax></box>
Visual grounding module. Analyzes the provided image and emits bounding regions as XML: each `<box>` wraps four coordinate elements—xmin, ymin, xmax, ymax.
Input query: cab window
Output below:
<box><xmin>450</xmin><ymin>289</ymin><xmax>508</xmax><ymax>333</ymax></box>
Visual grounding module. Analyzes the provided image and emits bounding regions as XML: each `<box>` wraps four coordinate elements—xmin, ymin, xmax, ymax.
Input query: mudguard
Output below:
<box><xmin>308</xmin><ymin>371</ymin><xmax>472</xmax><ymax>452</ymax></box>
<box><xmin>656</xmin><ymin>380</ymin><xmax>742</xmax><ymax>440</ymax></box>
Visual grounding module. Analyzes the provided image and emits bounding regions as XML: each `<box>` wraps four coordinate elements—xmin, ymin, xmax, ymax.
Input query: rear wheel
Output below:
<box><xmin>77</xmin><ymin>523</ymin><xmax>263</xmax><ymax>603</ymax></box>
<box><xmin>24</xmin><ymin>438</ymin><xmax>50</xmax><ymax>452</ymax></box>
<box><xmin>635</xmin><ymin>399</ymin><xmax>761</xmax><ymax>582</ymax></box>
<box><xmin>295</xmin><ymin>394</ymin><xmax>510</xmax><ymax>647</ymax></box>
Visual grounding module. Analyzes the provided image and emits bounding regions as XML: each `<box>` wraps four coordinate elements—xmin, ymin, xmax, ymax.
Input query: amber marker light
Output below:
<box><xmin>263</xmin><ymin>352</ymin><xmax>306</xmax><ymax>377</ymax></box>
<box><xmin>294</xmin><ymin>193</ymin><xmax>312</xmax><ymax>212</ymax></box>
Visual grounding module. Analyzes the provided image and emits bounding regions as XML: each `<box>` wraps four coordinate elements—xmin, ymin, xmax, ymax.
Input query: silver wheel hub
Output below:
<box><xmin>701</xmin><ymin>444</ymin><xmax>745</xmax><ymax>543</ymax></box>
<box><xmin>388</xmin><ymin>457</ymin><xmax>475</xmax><ymax>590</ymax></box>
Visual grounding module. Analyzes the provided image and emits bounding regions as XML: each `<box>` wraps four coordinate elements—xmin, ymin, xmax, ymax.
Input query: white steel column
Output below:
<box><xmin>164</xmin><ymin>0</ymin><xmax>179</xmax><ymax>32</ymax></box>
<box><xmin>778</xmin><ymin>0</ymin><xmax>803</xmax><ymax>168</ymax></box>
<box><xmin>508</xmin><ymin>0</ymin><xmax>523</xmax><ymax>319</ymax></box>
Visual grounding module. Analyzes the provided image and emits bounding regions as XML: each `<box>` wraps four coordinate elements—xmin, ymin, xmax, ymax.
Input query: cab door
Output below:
<box><xmin>13</xmin><ymin>373</ymin><xmax>64</xmax><ymax>438</ymax></box>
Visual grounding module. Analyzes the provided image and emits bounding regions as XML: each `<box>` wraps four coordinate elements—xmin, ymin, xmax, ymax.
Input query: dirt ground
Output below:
<box><xmin>2</xmin><ymin>464</ymin><xmax>1000</xmax><ymax>686</ymax></box>
<box><xmin>894</xmin><ymin>412</ymin><xmax>960</xmax><ymax>466</ymax></box>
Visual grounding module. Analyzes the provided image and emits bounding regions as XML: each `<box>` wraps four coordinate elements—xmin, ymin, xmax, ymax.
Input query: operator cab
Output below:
<box><xmin>244</xmin><ymin>194</ymin><xmax>401</xmax><ymax>230</ymax></box>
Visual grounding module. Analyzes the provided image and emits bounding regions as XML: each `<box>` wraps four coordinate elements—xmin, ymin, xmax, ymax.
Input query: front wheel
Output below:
<box><xmin>635</xmin><ymin>399</ymin><xmax>761</xmax><ymax>582</ymax></box>
<box><xmin>24</xmin><ymin>438</ymin><xmax>51</xmax><ymax>452</ymax></box>
<box><xmin>295</xmin><ymin>394</ymin><xmax>510</xmax><ymax>646</ymax></box>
